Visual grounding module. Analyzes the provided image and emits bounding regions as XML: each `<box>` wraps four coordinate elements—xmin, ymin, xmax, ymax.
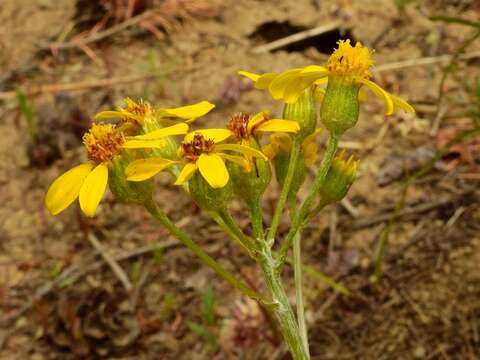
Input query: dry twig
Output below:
<box><xmin>87</xmin><ymin>233</ymin><xmax>133</xmax><ymax>292</ymax></box>
<box><xmin>251</xmin><ymin>22</ymin><xmax>341</xmax><ymax>54</ymax></box>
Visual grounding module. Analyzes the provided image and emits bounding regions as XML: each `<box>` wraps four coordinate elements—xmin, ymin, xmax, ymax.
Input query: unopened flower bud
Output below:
<box><xmin>273</xmin><ymin>151</ymin><xmax>307</xmax><ymax>203</ymax></box>
<box><xmin>189</xmin><ymin>172</ymin><xmax>233</xmax><ymax>212</ymax></box>
<box><xmin>229</xmin><ymin>138</ymin><xmax>271</xmax><ymax>207</ymax></box>
<box><xmin>282</xmin><ymin>87</ymin><xmax>317</xmax><ymax>140</ymax></box>
<box><xmin>318</xmin><ymin>151</ymin><xmax>359</xmax><ymax>205</ymax></box>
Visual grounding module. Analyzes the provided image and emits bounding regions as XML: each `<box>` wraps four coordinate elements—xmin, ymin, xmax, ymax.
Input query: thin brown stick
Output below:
<box><xmin>42</xmin><ymin>10</ymin><xmax>155</xmax><ymax>50</ymax></box>
<box><xmin>349</xmin><ymin>195</ymin><xmax>457</xmax><ymax>230</ymax></box>
<box><xmin>0</xmin><ymin>74</ymin><xmax>159</xmax><ymax>100</ymax></box>
<box><xmin>87</xmin><ymin>233</ymin><xmax>133</xmax><ymax>292</ymax></box>
<box><xmin>373</xmin><ymin>50</ymin><xmax>480</xmax><ymax>72</ymax></box>
<box><xmin>251</xmin><ymin>22</ymin><xmax>341</xmax><ymax>54</ymax></box>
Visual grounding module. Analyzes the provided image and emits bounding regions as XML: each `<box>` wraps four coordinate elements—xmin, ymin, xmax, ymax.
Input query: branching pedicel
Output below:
<box><xmin>45</xmin><ymin>40</ymin><xmax>414</xmax><ymax>360</ymax></box>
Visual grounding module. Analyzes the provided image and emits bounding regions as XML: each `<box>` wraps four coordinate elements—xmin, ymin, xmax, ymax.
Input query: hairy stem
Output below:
<box><xmin>277</xmin><ymin>134</ymin><xmax>339</xmax><ymax>269</ymax></box>
<box><xmin>258</xmin><ymin>243</ymin><xmax>308</xmax><ymax>360</ymax></box>
<box><xmin>144</xmin><ymin>201</ymin><xmax>268</xmax><ymax>303</ymax></box>
<box><xmin>266</xmin><ymin>137</ymin><xmax>302</xmax><ymax>247</ymax></box>
<box><xmin>249</xmin><ymin>199</ymin><xmax>265</xmax><ymax>242</ymax></box>
<box><xmin>218</xmin><ymin>209</ymin><xmax>259</xmax><ymax>253</ymax></box>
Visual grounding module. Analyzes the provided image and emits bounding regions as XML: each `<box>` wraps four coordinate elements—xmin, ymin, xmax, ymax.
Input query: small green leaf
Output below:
<box><xmin>187</xmin><ymin>321</ymin><xmax>215</xmax><ymax>343</ymax></box>
<box><xmin>130</xmin><ymin>260</ymin><xmax>142</xmax><ymax>285</ymax></box>
<box><xmin>152</xmin><ymin>242</ymin><xmax>164</xmax><ymax>264</ymax></box>
<box><xmin>16</xmin><ymin>90</ymin><xmax>36</xmax><ymax>142</ymax></box>
<box><xmin>162</xmin><ymin>292</ymin><xmax>175</xmax><ymax>316</ymax></box>
<box><xmin>201</xmin><ymin>286</ymin><xmax>216</xmax><ymax>325</ymax></box>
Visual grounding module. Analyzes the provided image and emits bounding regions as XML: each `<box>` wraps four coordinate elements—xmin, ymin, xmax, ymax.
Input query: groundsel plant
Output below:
<box><xmin>45</xmin><ymin>40</ymin><xmax>414</xmax><ymax>359</ymax></box>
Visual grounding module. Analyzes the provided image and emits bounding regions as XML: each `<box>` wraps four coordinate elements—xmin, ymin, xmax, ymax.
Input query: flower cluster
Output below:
<box><xmin>45</xmin><ymin>38</ymin><xmax>414</xmax><ymax>219</ymax></box>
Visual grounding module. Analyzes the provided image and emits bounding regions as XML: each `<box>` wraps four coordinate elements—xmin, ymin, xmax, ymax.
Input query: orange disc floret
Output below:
<box><xmin>83</xmin><ymin>124</ymin><xmax>124</xmax><ymax>163</ymax></box>
<box><xmin>227</xmin><ymin>112</ymin><xmax>251</xmax><ymax>141</ymax></box>
<box><xmin>181</xmin><ymin>133</ymin><xmax>215</xmax><ymax>161</ymax></box>
<box><xmin>326</xmin><ymin>39</ymin><xmax>374</xmax><ymax>79</ymax></box>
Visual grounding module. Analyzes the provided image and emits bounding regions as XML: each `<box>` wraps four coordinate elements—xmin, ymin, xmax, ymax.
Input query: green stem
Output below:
<box><xmin>258</xmin><ymin>244</ymin><xmax>308</xmax><ymax>360</ymax></box>
<box><xmin>144</xmin><ymin>201</ymin><xmax>268</xmax><ymax>304</ymax></box>
<box><xmin>249</xmin><ymin>199</ymin><xmax>265</xmax><ymax>242</ymax></box>
<box><xmin>288</xmin><ymin>202</ymin><xmax>310</xmax><ymax>359</ymax></box>
<box><xmin>218</xmin><ymin>209</ymin><xmax>259</xmax><ymax>253</ymax></box>
<box><xmin>266</xmin><ymin>137</ymin><xmax>302</xmax><ymax>247</ymax></box>
<box><xmin>209</xmin><ymin>211</ymin><xmax>255</xmax><ymax>258</ymax></box>
<box><xmin>292</xmin><ymin>231</ymin><xmax>309</xmax><ymax>358</ymax></box>
<box><xmin>277</xmin><ymin>134</ymin><xmax>339</xmax><ymax>269</ymax></box>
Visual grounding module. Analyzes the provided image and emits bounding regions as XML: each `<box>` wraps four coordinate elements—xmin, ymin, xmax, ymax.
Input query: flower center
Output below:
<box><xmin>181</xmin><ymin>134</ymin><xmax>215</xmax><ymax>161</ymax></box>
<box><xmin>326</xmin><ymin>40</ymin><xmax>373</xmax><ymax>79</ymax></box>
<box><xmin>83</xmin><ymin>124</ymin><xmax>124</xmax><ymax>163</ymax></box>
<box><xmin>227</xmin><ymin>112</ymin><xmax>251</xmax><ymax>141</ymax></box>
<box><xmin>124</xmin><ymin>98</ymin><xmax>152</xmax><ymax>117</ymax></box>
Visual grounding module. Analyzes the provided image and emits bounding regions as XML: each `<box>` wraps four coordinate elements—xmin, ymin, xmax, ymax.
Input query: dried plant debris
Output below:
<box><xmin>377</xmin><ymin>146</ymin><xmax>436</xmax><ymax>186</ymax></box>
<box><xmin>34</xmin><ymin>286</ymin><xmax>139</xmax><ymax>357</ymax></box>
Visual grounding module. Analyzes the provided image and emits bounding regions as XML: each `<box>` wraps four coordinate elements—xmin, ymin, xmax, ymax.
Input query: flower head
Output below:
<box><xmin>326</xmin><ymin>39</ymin><xmax>373</xmax><ymax>78</ymax></box>
<box><xmin>45</xmin><ymin>124</ymin><xmax>126</xmax><ymax>217</ymax></box>
<box><xmin>125</xmin><ymin>128</ymin><xmax>266</xmax><ymax>189</ymax></box>
<box><xmin>95</xmin><ymin>98</ymin><xmax>215</xmax><ymax>127</ymax></box>
<box><xmin>239</xmin><ymin>39</ymin><xmax>414</xmax><ymax>117</ymax></box>
<box><xmin>83</xmin><ymin>124</ymin><xmax>124</xmax><ymax>163</ymax></box>
<box><xmin>226</xmin><ymin>111</ymin><xmax>299</xmax><ymax>145</ymax></box>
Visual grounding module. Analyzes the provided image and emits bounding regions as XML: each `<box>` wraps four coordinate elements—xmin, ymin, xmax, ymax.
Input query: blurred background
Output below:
<box><xmin>1</xmin><ymin>0</ymin><xmax>479</xmax><ymax>358</ymax></box>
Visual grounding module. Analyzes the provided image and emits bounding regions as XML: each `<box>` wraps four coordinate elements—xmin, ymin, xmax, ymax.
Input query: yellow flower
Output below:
<box><xmin>226</xmin><ymin>111</ymin><xmax>299</xmax><ymax>145</ymax></box>
<box><xmin>95</xmin><ymin>98</ymin><xmax>215</xmax><ymax>126</ymax></box>
<box><xmin>239</xmin><ymin>39</ymin><xmax>414</xmax><ymax>115</ymax></box>
<box><xmin>125</xmin><ymin>129</ymin><xmax>267</xmax><ymax>189</ymax></box>
<box><xmin>263</xmin><ymin>128</ymin><xmax>322</xmax><ymax>166</ymax></box>
<box><xmin>45</xmin><ymin>124</ymin><xmax>124</xmax><ymax>217</ymax></box>
<box><xmin>45</xmin><ymin>122</ymin><xmax>189</xmax><ymax>217</ymax></box>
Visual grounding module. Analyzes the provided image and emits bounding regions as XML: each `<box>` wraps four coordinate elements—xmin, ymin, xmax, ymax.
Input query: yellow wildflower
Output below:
<box><xmin>239</xmin><ymin>39</ymin><xmax>414</xmax><ymax>115</ymax></box>
<box><xmin>226</xmin><ymin>111</ymin><xmax>299</xmax><ymax>145</ymax></box>
<box><xmin>95</xmin><ymin>98</ymin><xmax>215</xmax><ymax>126</ymax></box>
<box><xmin>125</xmin><ymin>129</ymin><xmax>266</xmax><ymax>188</ymax></box>
<box><xmin>45</xmin><ymin>122</ymin><xmax>189</xmax><ymax>217</ymax></box>
<box><xmin>45</xmin><ymin>124</ymin><xmax>123</xmax><ymax>217</ymax></box>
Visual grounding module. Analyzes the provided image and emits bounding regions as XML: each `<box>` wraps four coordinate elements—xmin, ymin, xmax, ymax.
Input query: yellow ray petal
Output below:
<box><xmin>219</xmin><ymin>153</ymin><xmax>250</xmax><ymax>169</ymax></box>
<box><xmin>122</xmin><ymin>139</ymin><xmax>166</xmax><ymax>149</ymax></box>
<box><xmin>129</xmin><ymin>123</ymin><xmax>189</xmax><ymax>140</ymax></box>
<box><xmin>184</xmin><ymin>129</ymin><xmax>232</xmax><ymax>143</ymax></box>
<box><xmin>283</xmin><ymin>70</ymin><xmax>329</xmax><ymax>103</ymax></box>
<box><xmin>45</xmin><ymin>163</ymin><xmax>94</xmax><ymax>216</ymax></box>
<box><xmin>247</xmin><ymin>111</ymin><xmax>269</xmax><ymax>133</ymax></box>
<box><xmin>357</xmin><ymin>77</ymin><xmax>394</xmax><ymax>116</ymax></box>
<box><xmin>94</xmin><ymin>110</ymin><xmax>123</xmax><ymax>119</ymax></box>
<box><xmin>238</xmin><ymin>71</ymin><xmax>279</xmax><ymax>89</ymax></box>
<box><xmin>313</xmin><ymin>77</ymin><xmax>328</xmax><ymax>85</ymax></box>
<box><xmin>79</xmin><ymin>163</ymin><xmax>109</xmax><ymax>217</ymax></box>
<box><xmin>174</xmin><ymin>162</ymin><xmax>198</xmax><ymax>185</ymax></box>
<box><xmin>255</xmin><ymin>119</ymin><xmax>300</xmax><ymax>133</ymax></box>
<box><xmin>197</xmin><ymin>153</ymin><xmax>229</xmax><ymax>188</ymax></box>
<box><xmin>238</xmin><ymin>70</ymin><xmax>260</xmax><ymax>82</ymax></box>
<box><xmin>301</xmin><ymin>65</ymin><xmax>329</xmax><ymax>73</ymax></box>
<box><xmin>391</xmin><ymin>94</ymin><xmax>415</xmax><ymax>114</ymax></box>
<box><xmin>268</xmin><ymin>69</ymin><xmax>303</xmax><ymax>100</ymax></box>
<box><xmin>158</xmin><ymin>101</ymin><xmax>215</xmax><ymax>120</ymax></box>
<box><xmin>215</xmin><ymin>143</ymin><xmax>268</xmax><ymax>160</ymax></box>
<box><xmin>126</xmin><ymin>158</ymin><xmax>178</xmax><ymax>181</ymax></box>
<box><xmin>94</xmin><ymin>110</ymin><xmax>143</xmax><ymax>122</ymax></box>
